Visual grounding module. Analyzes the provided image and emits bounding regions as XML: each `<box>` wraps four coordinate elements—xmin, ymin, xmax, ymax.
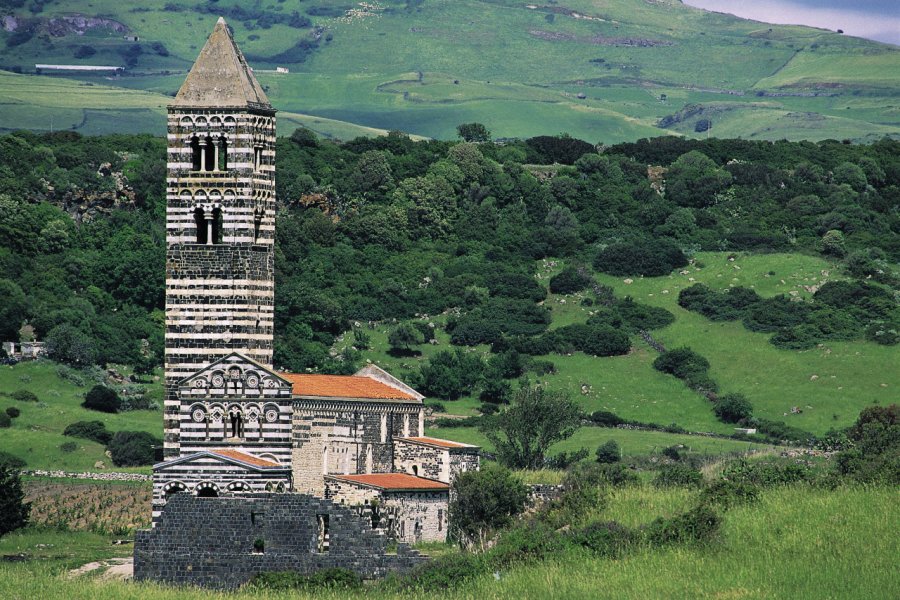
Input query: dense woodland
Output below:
<box><xmin>0</xmin><ymin>129</ymin><xmax>897</xmax><ymax>384</ymax></box>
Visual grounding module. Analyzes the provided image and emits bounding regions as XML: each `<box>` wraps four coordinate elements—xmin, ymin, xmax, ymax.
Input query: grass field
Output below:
<box><xmin>0</xmin><ymin>361</ymin><xmax>161</xmax><ymax>472</ymax></box>
<box><xmin>0</xmin><ymin>0</ymin><xmax>897</xmax><ymax>141</ymax></box>
<box><xmin>0</xmin><ymin>484</ymin><xmax>895</xmax><ymax>599</ymax></box>
<box><xmin>346</xmin><ymin>251</ymin><xmax>896</xmax><ymax>459</ymax></box>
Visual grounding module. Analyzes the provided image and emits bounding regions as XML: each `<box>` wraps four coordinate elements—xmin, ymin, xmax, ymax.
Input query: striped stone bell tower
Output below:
<box><xmin>164</xmin><ymin>17</ymin><xmax>276</xmax><ymax>458</ymax></box>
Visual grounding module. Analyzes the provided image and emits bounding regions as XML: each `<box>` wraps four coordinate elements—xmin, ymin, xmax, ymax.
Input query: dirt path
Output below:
<box><xmin>68</xmin><ymin>557</ymin><xmax>133</xmax><ymax>580</ymax></box>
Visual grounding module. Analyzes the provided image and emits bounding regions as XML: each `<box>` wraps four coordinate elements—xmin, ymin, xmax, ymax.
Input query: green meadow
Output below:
<box><xmin>0</xmin><ymin>485</ymin><xmax>895</xmax><ymax>599</ymax></box>
<box><xmin>1</xmin><ymin>0</ymin><xmax>898</xmax><ymax>141</ymax></box>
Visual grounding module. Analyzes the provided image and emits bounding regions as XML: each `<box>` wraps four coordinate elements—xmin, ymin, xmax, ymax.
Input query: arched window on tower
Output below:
<box><xmin>193</xmin><ymin>206</ymin><xmax>207</xmax><ymax>244</ymax></box>
<box><xmin>190</xmin><ymin>136</ymin><xmax>202</xmax><ymax>171</ymax></box>
<box><xmin>211</xmin><ymin>204</ymin><xmax>223</xmax><ymax>244</ymax></box>
<box><xmin>217</xmin><ymin>135</ymin><xmax>228</xmax><ymax>171</ymax></box>
<box><xmin>253</xmin><ymin>206</ymin><xmax>263</xmax><ymax>243</ymax></box>
<box><xmin>204</xmin><ymin>135</ymin><xmax>215</xmax><ymax>172</ymax></box>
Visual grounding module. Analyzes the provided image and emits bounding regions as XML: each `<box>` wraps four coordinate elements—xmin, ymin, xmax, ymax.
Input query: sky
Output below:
<box><xmin>682</xmin><ymin>0</ymin><xmax>900</xmax><ymax>46</ymax></box>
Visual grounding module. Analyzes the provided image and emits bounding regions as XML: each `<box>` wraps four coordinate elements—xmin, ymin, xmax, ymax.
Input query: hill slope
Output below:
<box><xmin>0</xmin><ymin>0</ymin><xmax>898</xmax><ymax>141</ymax></box>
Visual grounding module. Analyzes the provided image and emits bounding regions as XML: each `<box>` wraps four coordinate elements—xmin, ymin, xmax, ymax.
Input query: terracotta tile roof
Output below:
<box><xmin>209</xmin><ymin>449</ymin><xmax>282</xmax><ymax>468</ymax></box>
<box><xmin>327</xmin><ymin>473</ymin><xmax>449</xmax><ymax>491</ymax></box>
<box><xmin>279</xmin><ymin>373</ymin><xmax>415</xmax><ymax>401</ymax></box>
<box><xmin>400</xmin><ymin>437</ymin><xmax>478</xmax><ymax>449</ymax></box>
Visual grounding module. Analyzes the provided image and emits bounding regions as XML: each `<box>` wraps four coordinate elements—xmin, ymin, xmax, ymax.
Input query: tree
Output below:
<box><xmin>45</xmin><ymin>324</ymin><xmax>97</xmax><ymax>366</ymax></box>
<box><xmin>714</xmin><ymin>393</ymin><xmax>753</xmax><ymax>424</ymax></box>
<box><xmin>479</xmin><ymin>385</ymin><xmax>583</xmax><ymax>469</ymax></box>
<box><xmin>595</xmin><ymin>440</ymin><xmax>621</xmax><ymax>464</ymax></box>
<box><xmin>456</xmin><ymin>122</ymin><xmax>491</xmax><ymax>143</ymax></box>
<box><xmin>448</xmin><ymin>464</ymin><xmax>528</xmax><ymax>551</ymax></box>
<box><xmin>108</xmin><ymin>431</ymin><xmax>160</xmax><ymax>466</ymax></box>
<box><xmin>82</xmin><ymin>385</ymin><xmax>121</xmax><ymax>414</ymax></box>
<box><xmin>388</xmin><ymin>322</ymin><xmax>424</xmax><ymax>353</ymax></box>
<box><xmin>0</xmin><ymin>464</ymin><xmax>30</xmax><ymax>538</ymax></box>
<box><xmin>665</xmin><ymin>150</ymin><xmax>731</xmax><ymax>208</ymax></box>
<box><xmin>0</xmin><ymin>279</ymin><xmax>27</xmax><ymax>341</ymax></box>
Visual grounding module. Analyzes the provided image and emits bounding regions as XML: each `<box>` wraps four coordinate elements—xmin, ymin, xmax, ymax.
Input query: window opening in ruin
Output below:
<box><xmin>193</xmin><ymin>207</ymin><xmax>208</xmax><ymax>244</ymax></box>
<box><xmin>412</xmin><ymin>465</ymin><xmax>419</xmax><ymax>476</ymax></box>
<box><xmin>438</xmin><ymin>509</ymin><xmax>443</xmax><ymax>531</ymax></box>
<box><xmin>252</xmin><ymin>538</ymin><xmax>265</xmax><ymax>554</ymax></box>
<box><xmin>317</xmin><ymin>514</ymin><xmax>330</xmax><ymax>553</ymax></box>
<box><xmin>190</xmin><ymin>136</ymin><xmax>202</xmax><ymax>171</ymax></box>
<box><xmin>228</xmin><ymin>409</ymin><xmax>244</xmax><ymax>438</ymax></box>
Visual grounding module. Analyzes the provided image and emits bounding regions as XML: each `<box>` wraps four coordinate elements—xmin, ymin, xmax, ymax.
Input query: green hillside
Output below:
<box><xmin>1</xmin><ymin>0</ymin><xmax>898</xmax><ymax>141</ymax></box>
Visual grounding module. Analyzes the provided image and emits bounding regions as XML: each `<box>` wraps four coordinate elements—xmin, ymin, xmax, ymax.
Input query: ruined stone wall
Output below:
<box><xmin>134</xmin><ymin>493</ymin><xmax>425</xmax><ymax>589</ymax></box>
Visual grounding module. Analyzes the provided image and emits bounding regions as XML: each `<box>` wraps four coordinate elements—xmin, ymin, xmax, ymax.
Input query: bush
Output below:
<box><xmin>653</xmin><ymin>347</ymin><xmax>716</xmax><ymax>391</ymax></box>
<box><xmin>5</xmin><ymin>407</ymin><xmax>19</xmax><ymax>418</ymax></box>
<box><xmin>0</xmin><ymin>413</ymin><xmax>9</xmax><ymax>428</ymax></box>
<box><xmin>63</xmin><ymin>420</ymin><xmax>113</xmax><ymax>445</ymax></box>
<box><xmin>0</xmin><ymin>451</ymin><xmax>26</xmax><ymax>470</ymax></box>
<box><xmin>571</xmin><ymin>521</ymin><xmax>635</xmax><ymax>557</ymax></box>
<box><xmin>82</xmin><ymin>385</ymin><xmax>121</xmax><ymax>413</ymax></box>
<box><xmin>449</xmin><ymin>465</ymin><xmax>528</xmax><ymax>550</ymax></box>
<box><xmin>11</xmin><ymin>390</ymin><xmax>37</xmax><ymax>403</ymax></box>
<box><xmin>400</xmin><ymin>552</ymin><xmax>487</xmax><ymax>591</ymax></box>
<box><xmin>107</xmin><ymin>431</ymin><xmax>160</xmax><ymax>466</ymax></box>
<box><xmin>698</xmin><ymin>480</ymin><xmax>760</xmax><ymax>510</ymax></box>
<box><xmin>250</xmin><ymin>568</ymin><xmax>362</xmax><ymax>590</ymax></box>
<box><xmin>549</xmin><ymin>267</ymin><xmax>592</xmax><ymax>294</ymax></box>
<box><xmin>60</xmin><ymin>441</ymin><xmax>78</xmax><ymax>453</ymax></box>
<box><xmin>652</xmin><ymin>464</ymin><xmax>704</xmax><ymax>488</ymax></box>
<box><xmin>644</xmin><ymin>505</ymin><xmax>720</xmax><ymax>546</ymax></box>
<box><xmin>545</xmin><ymin>448</ymin><xmax>589</xmax><ymax>469</ymax></box>
<box><xmin>490</xmin><ymin>522</ymin><xmax>569</xmax><ymax>567</ymax></box>
<box><xmin>594</xmin><ymin>239</ymin><xmax>688</xmax><ymax>277</ymax></box>
<box><xmin>714</xmin><ymin>393</ymin><xmax>753</xmax><ymax>424</ymax></box>
<box><xmin>595</xmin><ymin>440</ymin><xmax>621</xmax><ymax>464</ymax></box>
<box><xmin>614</xmin><ymin>297</ymin><xmax>675</xmax><ymax>331</ymax></box>
<box><xmin>721</xmin><ymin>459</ymin><xmax>811</xmax><ymax>487</ymax></box>
<box><xmin>589</xmin><ymin>410</ymin><xmax>626</xmax><ymax>428</ymax></box>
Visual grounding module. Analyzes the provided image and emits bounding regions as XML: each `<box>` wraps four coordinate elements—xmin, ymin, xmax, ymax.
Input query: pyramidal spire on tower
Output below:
<box><xmin>172</xmin><ymin>17</ymin><xmax>271</xmax><ymax>109</ymax></box>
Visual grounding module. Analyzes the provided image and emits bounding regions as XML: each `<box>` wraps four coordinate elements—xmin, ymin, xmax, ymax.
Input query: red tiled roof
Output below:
<box><xmin>279</xmin><ymin>373</ymin><xmax>414</xmax><ymax>400</ymax></box>
<box><xmin>209</xmin><ymin>449</ymin><xmax>282</xmax><ymax>468</ymax></box>
<box><xmin>328</xmin><ymin>473</ymin><xmax>449</xmax><ymax>491</ymax></box>
<box><xmin>401</xmin><ymin>437</ymin><xmax>477</xmax><ymax>449</ymax></box>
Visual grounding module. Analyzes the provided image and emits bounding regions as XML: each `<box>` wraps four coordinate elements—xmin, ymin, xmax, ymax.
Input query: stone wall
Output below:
<box><xmin>393</xmin><ymin>439</ymin><xmax>480</xmax><ymax>483</ymax></box>
<box><xmin>134</xmin><ymin>493</ymin><xmax>425</xmax><ymax>589</ymax></box>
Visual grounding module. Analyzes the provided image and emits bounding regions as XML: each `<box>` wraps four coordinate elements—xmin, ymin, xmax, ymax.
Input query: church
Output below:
<box><xmin>135</xmin><ymin>18</ymin><xmax>477</xmax><ymax>587</ymax></box>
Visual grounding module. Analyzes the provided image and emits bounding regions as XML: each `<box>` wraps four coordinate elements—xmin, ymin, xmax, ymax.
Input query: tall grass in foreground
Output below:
<box><xmin>0</xmin><ymin>486</ymin><xmax>895</xmax><ymax>600</ymax></box>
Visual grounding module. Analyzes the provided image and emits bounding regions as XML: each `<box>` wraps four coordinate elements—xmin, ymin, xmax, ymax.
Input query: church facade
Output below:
<box><xmin>137</xmin><ymin>20</ymin><xmax>477</xmax><ymax>586</ymax></box>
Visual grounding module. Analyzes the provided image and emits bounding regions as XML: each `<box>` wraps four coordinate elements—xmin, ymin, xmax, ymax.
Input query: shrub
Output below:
<box><xmin>714</xmin><ymin>393</ymin><xmax>753</xmax><ymax>424</ymax></box>
<box><xmin>721</xmin><ymin>459</ymin><xmax>811</xmax><ymax>487</ymax></box>
<box><xmin>0</xmin><ymin>464</ymin><xmax>30</xmax><ymax>537</ymax></box>
<box><xmin>571</xmin><ymin>521</ymin><xmax>635</xmax><ymax>557</ymax></box>
<box><xmin>545</xmin><ymin>448</ymin><xmax>589</xmax><ymax>469</ymax></box>
<box><xmin>400</xmin><ymin>552</ymin><xmax>487</xmax><ymax>591</ymax></box>
<box><xmin>82</xmin><ymin>385</ymin><xmax>121</xmax><ymax>413</ymax></box>
<box><xmin>490</xmin><ymin>522</ymin><xmax>568</xmax><ymax>567</ymax></box>
<box><xmin>549</xmin><ymin>267</ymin><xmax>592</xmax><ymax>294</ymax></box>
<box><xmin>64</xmin><ymin>420</ymin><xmax>113</xmax><ymax>445</ymax></box>
<box><xmin>594</xmin><ymin>239</ymin><xmax>688</xmax><ymax>277</ymax></box>
<box><xmin>11</xmin><ymin>390</ymin><xmax>37</xmax><ymax>403</ymax></box>
<box><xmin>449</xmin><ymin>465</ymin><xmax>528</xmax><ymax>550</ymax></box>
<box><xmin>589</xmin><ymin>410</ymin><xmax>625</xmax><ymax>428</ymax></box>
<box><xmin>644</xmin><ymin>505</ymin><xmax>720</xmax><ymax>546</ymax></box>
<box><xmin>652</xmin><ymin>464</ymin><xmax>704</xmax><ymax>488</ymax></box>
<box><xmin>250</xmin><ymin>568</ymin><xmax>362</xmax><ymax>590</ymax></box>
<box><xmin>0</xmin><ymin>451</ymin><xmax>25</xmax><ymax>470</ymax></box>
<box><xmin>60</xmin><ymin>441</ymin><xmax>78</xmax><ymax>453</ymax></box>
<box><xmin>5</xmin><ymin>407</ymin><xmax>19</xmax><ymax>419</ymax></box>
<box><xmin>614</xmin><ymin>297</ymin><xmax>675</xmax><ymax>331</ymax></box>
<box><xmin>0</xmin><ymin>413</ymin><xmax>10</xmax><ymax>428</ymax></box>
<box><xmin>595</xmin><ymin>440</ymin><xmax>621</xmax><ymax>464</ymax></box>
<box><xmin>698</xmin><ymin>480</ymin><xmax>760</xmax><ymax>510</ymax></box>
<box><xmin>653</xmin><ymin>347</ymin><xmax>715</xmax><ymax>391</ymax></box>
<box><xmin>108</xmin><ymin>431</ymin><xmax>160</xmax><ymax>467</ymax></box>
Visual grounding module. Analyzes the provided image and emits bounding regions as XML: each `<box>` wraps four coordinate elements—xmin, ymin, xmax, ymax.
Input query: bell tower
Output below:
<box><xmin>164</xmin><ymin>17</ymin><xmax>276</xmax><ymax>458</ymax></box>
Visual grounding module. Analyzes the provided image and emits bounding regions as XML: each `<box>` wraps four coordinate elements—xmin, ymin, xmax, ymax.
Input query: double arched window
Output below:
<box><xmin>189</xmin><ymin>134</ymin><xmax>228</xmax><ymax>172</ymax></box>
